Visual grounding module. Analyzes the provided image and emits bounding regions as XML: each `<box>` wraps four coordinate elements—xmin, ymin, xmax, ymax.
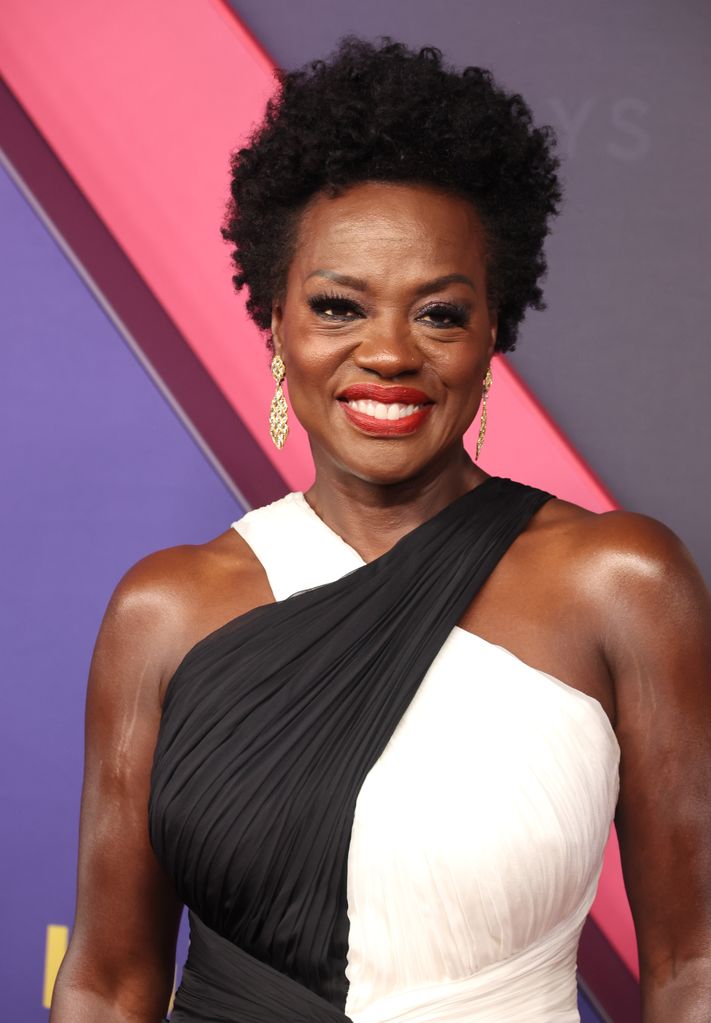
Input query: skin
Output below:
<box><xmin>50</xmin><ymin>182</ymin><xmax>711</xmax><ymax>1022</ymax></box>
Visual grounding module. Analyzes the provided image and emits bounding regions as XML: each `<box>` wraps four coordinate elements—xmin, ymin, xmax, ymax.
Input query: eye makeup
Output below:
<box><xmin>417</xmin><ymin>301</ymin><xmax>471</xmax><ymax>329</ymax></box>
<box><xmin>307</xmin><ymin>292</ymin><xmax>365</xmax><ymax>321</ymax></box>
<box><xmin>306</xmin><ymin>292</ymin><xmax>472</xmax><ymax>329</ymax></box>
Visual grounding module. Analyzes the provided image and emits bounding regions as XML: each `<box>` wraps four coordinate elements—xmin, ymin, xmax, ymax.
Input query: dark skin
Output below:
<box><xmin>51</xmin><ymin>181</ymin><xmax>711</xmax><ymax>1022</ymax></box>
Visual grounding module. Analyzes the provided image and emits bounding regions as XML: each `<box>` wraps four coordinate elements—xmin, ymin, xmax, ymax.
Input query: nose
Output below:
<box><xmin>351</xmin><ymin>318</ymin><xmax>423</xmax><ymax>378</ymax></box>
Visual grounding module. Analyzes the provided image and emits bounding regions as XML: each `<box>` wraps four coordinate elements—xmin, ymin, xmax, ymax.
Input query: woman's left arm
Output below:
<box><xmin>594</xmin><ymin>511</ymin><xmax>711</xmax><ymax>1021</ymax></box>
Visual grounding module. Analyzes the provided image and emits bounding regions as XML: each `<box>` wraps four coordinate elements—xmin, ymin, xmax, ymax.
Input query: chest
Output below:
<box><xmin>457</xmin><ymin>541</ymin><xmax>616</xmax><ymax>730</ymax></box>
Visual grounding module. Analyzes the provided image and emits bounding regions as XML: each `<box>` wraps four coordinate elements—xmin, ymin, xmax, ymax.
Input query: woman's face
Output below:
<box><xmin>271</xmin><ymin>180</ymin><xmax>497</xmax><ymax>486</ymax></box>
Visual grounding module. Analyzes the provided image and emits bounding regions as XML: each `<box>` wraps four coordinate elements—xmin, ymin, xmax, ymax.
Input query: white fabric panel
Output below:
<box><xmin>232</xmin><ymin>493</ymin><xmax>620</xmax><ymax>1023</ymax></box>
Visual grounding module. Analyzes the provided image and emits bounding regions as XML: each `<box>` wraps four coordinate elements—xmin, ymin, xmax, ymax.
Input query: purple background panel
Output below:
<box><xmin>0</xmin><ymin>161</ymin><xmax>241</xmax><ymax>1021</ymax></box>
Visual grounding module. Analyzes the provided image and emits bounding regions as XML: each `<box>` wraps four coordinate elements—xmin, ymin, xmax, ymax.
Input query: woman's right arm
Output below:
<box><xmin>50</xmin><ymin>551</ymin><xmax>189</xmax><ymax>1023</ymax></box>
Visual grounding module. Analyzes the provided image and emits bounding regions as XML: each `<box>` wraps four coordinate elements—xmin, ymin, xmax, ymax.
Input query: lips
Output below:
<box><xmin>336</xmin><ymin>383</ymin><xmax>435</xmax><ymax>437</ymax></box>
<box><xmin>337</xmin><ymin>384</ymin><xmax>433</xmax><ymax>404</ymax></box>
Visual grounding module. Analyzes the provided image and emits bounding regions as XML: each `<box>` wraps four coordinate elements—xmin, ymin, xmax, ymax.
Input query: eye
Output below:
<box><xmin>418</xmin><ymin>302</ymin><xmax>470</xmax><ymax>329</ymax></box>
<box><xmin>307</xmin><ymin>293</ymin><xmax>365</xmax><ymax>322</ymax></box>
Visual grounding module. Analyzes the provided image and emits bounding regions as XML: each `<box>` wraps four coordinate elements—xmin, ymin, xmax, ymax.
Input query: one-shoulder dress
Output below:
<box><xmin>149</xmin><ymin>477</ymin><xmax>620</xmax><ymax>1023</ymax></box>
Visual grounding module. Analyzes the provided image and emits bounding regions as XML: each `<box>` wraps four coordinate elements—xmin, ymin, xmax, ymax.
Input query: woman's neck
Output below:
<box><xmin>303</xmin><ymin>448</ymin><xmax>489</xmax><ymax>564</ymax></box>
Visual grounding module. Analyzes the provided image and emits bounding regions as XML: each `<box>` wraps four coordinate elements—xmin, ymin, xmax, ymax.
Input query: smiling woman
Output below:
<box><xmin>51</xmin><ymin>34</ymin><xmax>711</xmax><ymax>1023</ymax></box>
<box><xmin>268</xmin><ymin>180</ymin><xmax>497</xmax><ymax>488</ymax></box>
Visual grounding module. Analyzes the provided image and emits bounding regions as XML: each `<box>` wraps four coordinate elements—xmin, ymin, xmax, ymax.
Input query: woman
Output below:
<box><xmin>50</xmin><ymin>37</ymin><xmax>711</xmax><ymax>1023</ymax></box>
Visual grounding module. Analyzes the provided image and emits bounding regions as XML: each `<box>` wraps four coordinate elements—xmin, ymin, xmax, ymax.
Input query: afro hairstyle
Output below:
<box><xmin>220</xmin><ymin>35</ymin><xmax>563</xmax><ymax>354</ymax></box>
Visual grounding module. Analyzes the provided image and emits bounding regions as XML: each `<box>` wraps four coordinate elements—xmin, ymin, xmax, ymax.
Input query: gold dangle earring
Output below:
<box><xmin>269</xmin><ymin>353</ymin><xmax>289</xmax><ymax>449</ymax></box>
<box><xmin>475</xmin><ymin>365</ymin><xmax>493</xmax><ymax>461</ymax></box>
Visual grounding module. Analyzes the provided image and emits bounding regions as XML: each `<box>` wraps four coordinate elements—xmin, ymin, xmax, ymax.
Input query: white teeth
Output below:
<box><xmin>346</xmin><ymin>400</ymin><xmax>424</xmax><ymax>420</ymax></box>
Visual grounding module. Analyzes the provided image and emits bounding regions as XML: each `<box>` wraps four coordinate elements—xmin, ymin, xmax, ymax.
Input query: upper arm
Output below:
<box><xmin>593</xmin><ymin>512</ymin><xmax>711</xmax><ymax>993</ymax></box>
<box><xmin>53</xmin><ymin>550</ymin><xmax>190</xmax><ymax>1018</ymax></box>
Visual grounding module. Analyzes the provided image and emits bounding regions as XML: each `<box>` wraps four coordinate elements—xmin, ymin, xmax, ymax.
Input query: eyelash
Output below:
<box><xmin>306</xmin><ymin>292</ymin><xmax>470</xmax><ymax>329</ymax></box>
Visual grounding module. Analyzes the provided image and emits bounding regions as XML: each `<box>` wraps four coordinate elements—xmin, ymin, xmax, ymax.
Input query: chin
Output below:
<box><xmin>333</xmin><ymin>449</ymin><xmax>432</xmax><ymax>487</ymax></box>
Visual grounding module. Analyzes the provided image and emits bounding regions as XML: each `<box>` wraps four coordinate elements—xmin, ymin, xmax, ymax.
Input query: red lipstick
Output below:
<box><xmin>340</xmin><ymin>404</ymin><xmax>433</xmax><ymax>436</ymax></box>
<box><xmin>336</xmin><ymin>383</ymin><xmax>434</xmax><ymax>437</ymax></box>
<box><xmin>337</xmin><ymin>384</ymin><xmax>433</xmax><ymax>404</ymax></box>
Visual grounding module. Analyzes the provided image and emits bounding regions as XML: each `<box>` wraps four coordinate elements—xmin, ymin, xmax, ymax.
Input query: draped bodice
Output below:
<box><xmin>148</xmin><ymin>478</ymin><xmax>620</xmax><ymax>1023</ymax></box>
<box><xmin>233</xmin><ymin>490</ymin><xmax>620</xmax><ymax>1022</ymax></box>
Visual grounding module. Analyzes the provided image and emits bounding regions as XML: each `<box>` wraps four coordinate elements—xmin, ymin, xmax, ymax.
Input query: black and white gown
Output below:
<box><xmin>149</xmin><ymin>477</ymin><xmax>620</xmax><ymax>1023</ymax></box>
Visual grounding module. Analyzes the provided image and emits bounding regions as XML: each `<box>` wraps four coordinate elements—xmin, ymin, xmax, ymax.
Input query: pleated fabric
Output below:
<box><xmin>148</xmin><ymin>476</ymin><xmax>565</xmax><ymax>1018</ymax></box>
<box><xmin>234</xmin><ymin>490</ymin><xmax>620</xmax><ymax>1023</ymax></box>
<box><xmin>340</xmin><ymin>623</ymin><xmax>619</xmax><ymax>1023</ymax></box>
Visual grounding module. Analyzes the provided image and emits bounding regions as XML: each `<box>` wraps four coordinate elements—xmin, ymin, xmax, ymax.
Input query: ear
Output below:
<box><xmin>270</xmin><ymin>302</ymin><xmax>285</xmax><ymax>360</ymax></box>
<box><xmin>487</xmin><ymin>316</ymin><xmax>498</xmax><ymax>361</ymax></box>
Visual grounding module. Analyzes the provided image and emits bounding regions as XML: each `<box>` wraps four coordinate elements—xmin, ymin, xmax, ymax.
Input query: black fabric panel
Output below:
<box><xmin>149</xmin><ymin>476</ymin><xmax>554</xmax><ymax>1018</ymax></box>
<box><xmin>170</xmin><ymin>911</ymin><xmax>349</xmax><ymax>1022</ymax></box>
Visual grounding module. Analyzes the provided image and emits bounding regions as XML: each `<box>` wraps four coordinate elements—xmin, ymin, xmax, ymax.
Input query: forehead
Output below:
<box><xmin>290</xmin><ymin>181</ymin><xmax>487</xmax><ymax>283</ymax></box>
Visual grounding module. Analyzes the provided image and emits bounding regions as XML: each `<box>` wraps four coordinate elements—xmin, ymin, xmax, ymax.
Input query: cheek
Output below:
<box><xmin>281</xmin><ymin>333</ymin><xmax>350</xmax><ymax>427</ymax></box>
<box><xmin>433</xmin><ymin>345</ymin><xmax>484</xmax><ymax>395</ymax></box>
<box><xmin>286</xmin><ymin>336</ymin><xmax>345</xmax><ymax>389</ymax></box>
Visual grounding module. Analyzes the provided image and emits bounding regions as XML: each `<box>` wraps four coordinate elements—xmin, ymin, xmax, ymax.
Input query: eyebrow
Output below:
<box><xmin>305</xmin><ymin>269</ymin><xmax>476</xmax><ymax>298</ymax></box>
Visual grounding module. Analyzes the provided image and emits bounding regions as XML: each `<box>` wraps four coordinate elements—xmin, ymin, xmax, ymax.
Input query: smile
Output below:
<box><xmin>338</xmin><ymin>399</ymin><xmax>434</xmax><ymax>436</ymax></box>
<box><xmin>345</xmin><ymin>399</ymin><xmax>425</xmax><ymax>421</ymax></box>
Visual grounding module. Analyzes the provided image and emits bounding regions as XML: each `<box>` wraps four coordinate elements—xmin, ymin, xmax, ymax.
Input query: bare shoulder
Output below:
<box><xmin>536</xmin><ymin>496</ymin><xmax>710</xmax><ymax>668</ymax></box>
<box><xmin>101</xmin><ymin>525</ymin><xmax>268</xmax><ymax>705</ymax></box>
<box><xmin>533</xmin><ymin>493</ymin><xmax>698</xmax><ymax>587</ymax></box>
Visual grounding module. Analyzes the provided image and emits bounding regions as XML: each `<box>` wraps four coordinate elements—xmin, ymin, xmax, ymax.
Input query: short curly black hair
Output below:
<box><xmin>221</xmin><ymin>36</ymin><xmax>562</xmax><ymax>355</ymax></box>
